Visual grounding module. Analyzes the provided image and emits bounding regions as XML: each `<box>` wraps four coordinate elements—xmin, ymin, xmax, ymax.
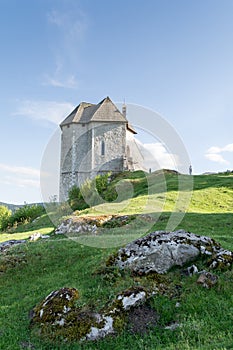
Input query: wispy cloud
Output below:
<box><xmin>14</xmin><ymin>100</ymin><xmax>74</xmax><ymax>125</ymax></box>
<box><xmin>1</xmin><ymin>177</ymin><xmax>40</xmax><ymax>188</ymax></box>
<box><xmin>43</xmin><ymin>59</ymin><xmax>78</xmax><ymax>88</ymax></box>
<box><xmin>0</xmin><ymin>163</ymin><xmax>40</xmax><ymax>177</ymax></box>
<box><xmin>0</xmin><ymin>163</ymin><xmax>41</xmax><ymax>189</ymax></box>
<box><xmin>136</xmin><ymin>140</ymin><xmax>179</xmax><ymax>171</ymax></box>
<box><xmin>205</xmin><ymin>143</ymin><xmax>233</xmax><ymax>164</ymax></box>
<box><xmin>43</xmin><ymin>74</ymin><xmax>78</xmax><ymax>88</ymax></box>
<box><xmin>45</xmin><ymin>7</ymin><xmax>88</xmax><ymax>89</ymax></box>
<box><xmin>47</xmin><ymin>9</ymin><xmax>87</xmax><ymax>41</ymax></box>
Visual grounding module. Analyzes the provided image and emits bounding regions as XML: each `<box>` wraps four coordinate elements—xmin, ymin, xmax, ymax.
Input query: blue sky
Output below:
<box><xmin>0</xmin><ymin>0</ymin><xmax>233</xmax><ymax>204</ymax></box>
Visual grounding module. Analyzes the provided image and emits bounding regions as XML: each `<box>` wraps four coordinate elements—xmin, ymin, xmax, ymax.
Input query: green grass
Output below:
<box><xmin>0</xmin><ymin>212</ymin><xmax>56</xmax><ymax>243</ymax></box>
<box><xmin>0</xmin><ymin>171</ymin><xmax>233</xmax><ymax>349</ymax></box>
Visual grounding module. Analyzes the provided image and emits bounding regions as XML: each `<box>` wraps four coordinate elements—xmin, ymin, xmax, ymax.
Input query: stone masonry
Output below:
<box><xmin>59</xmin><ymin>97</ymin><xmax>144</xmax><ymax>201</ymax></box>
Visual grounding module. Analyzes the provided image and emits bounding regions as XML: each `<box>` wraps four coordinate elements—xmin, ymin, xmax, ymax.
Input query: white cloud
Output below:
<box><xmin>205</xmin><ymin>142</ymin><xmax>233</xmax><ymax>165</ymax></box>
<box><xmin>14</xmin><ymin>100</ymin><xmax>74</xmax><ymax>124</ymax></box>
<box><xmin>223</xmin><ymin>143</ymin><xmax>233</xmax><ymax>152</ymax></box>
<box><xmin>136</xmin><ymin>140</ymin><xmax>179</xmax><ymax>171</ymax></box>
<box><xmin>206</xmin><ymin>146</ymin><xmax>221</xmax><ymax>154</ymax></box>
<box><xmin>0</xmin><ymin>163</ymin><xmax>41</xmax><ymax>189</ymax></box>
<box><xmin>205</xmin><ymin>153</ymin><xmax>229</xmax><ymax>164</ymax></box>
<box><xmin>0</xmin><ymin>163</ymin><xmax>40</xmax><ymax>177</ymax></box>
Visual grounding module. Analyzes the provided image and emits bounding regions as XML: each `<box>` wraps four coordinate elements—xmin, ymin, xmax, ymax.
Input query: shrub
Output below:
<box><xmin>0</xmin><ymin>206</ymin><xmax>12</xmax><ymax>231</ymax></box>
<box><xmin>68</xmin><ymin>173</ymin><xmax>117</xmax><ymax>211</ymax></box>
<box><xmin>3</xmin><ymin>204</ymin><xmax>45</xmax><ymax>230</ymax></box>
<box><xmin>95</xmin><ymin>173</ymin><xmax>110</xmax><ymax>194</ymax></box>
<box><xmin>68</xmin><ymin>185</ymin><xmax>89</xmax><ymax>211</ymax></box>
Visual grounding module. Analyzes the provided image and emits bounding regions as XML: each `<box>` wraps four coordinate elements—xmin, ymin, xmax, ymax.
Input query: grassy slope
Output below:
<box><xmin>0</xmin><ymin>172</ymin><xmax>232</xmax><ymax>350</ymax></box>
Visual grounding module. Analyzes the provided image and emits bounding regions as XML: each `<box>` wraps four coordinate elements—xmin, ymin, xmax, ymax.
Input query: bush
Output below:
<box><xmin>95</xmin><ymin>173</ymin><xmax>109</xmax><ymax>194</ymax></box>
<box><xmin>2</xmin><ymin>204</ymin><xmax>46</xmax><ymax>230</ymax></box>
<box><xmin>68</xmin><ymin>173</ymin><xmax>113</xmax><ymax>211</ymax></box>
<box><xmin>68</xmin><ymin>185</ymin><xmax>89</xmax><ymax>211</ymax></box>
<box><xmin>0</xmin><ymin>206</ymin><xmax>12</xmax><ymax>231</ymax></box>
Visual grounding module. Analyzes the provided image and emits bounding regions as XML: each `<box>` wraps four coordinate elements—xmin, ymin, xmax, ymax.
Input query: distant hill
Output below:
<box><xmin>0</xmin><ymin>202</ymin><xmax>44</xmax><ymax>212</ymax></box>
<box><xmin>0</xmin><ymin>202</ymin><xmax>23</xmax><ymax>211</ymax></box>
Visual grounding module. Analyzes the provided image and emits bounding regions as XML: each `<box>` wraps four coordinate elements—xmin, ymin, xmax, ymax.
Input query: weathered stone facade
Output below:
<box><xmin>59</xmin><ymin>97</ymin><xmax>144</xmax><ymax>201</ymax></box>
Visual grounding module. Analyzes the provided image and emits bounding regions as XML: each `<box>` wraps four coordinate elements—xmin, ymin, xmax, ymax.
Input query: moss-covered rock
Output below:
<box><xmin>31</xmin><ymin>285</ymin><xmax>152</xmax><ymax>342</ymax></box>
<box><xmin>113</xmin><ymin>230</ymin><xmax>233</xmax><ymax>274</ymax></box>
<box><xmin>31</xmin><ymin>287</ymin><xmax>79</xmax><ymax>325</ymax></box>
<box><xmin>31</xmin><ymin>287</ymin><xmax>104</xmax><ymax>341</ymax></box>
<box><xmin>208</xmin><ymin>249</ymin><xmax>233</xmax><ymax>270</ymax></box>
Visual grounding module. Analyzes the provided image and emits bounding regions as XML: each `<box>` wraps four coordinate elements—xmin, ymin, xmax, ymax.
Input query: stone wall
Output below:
<box><xmin>59</xmin><ymin>121</ymin><xmax>127</xmax><ymax>201</ymax></box>
<box><xmin>59</xmin><ymin>123</ymin><xmax>93</xmax><ymax>201</ymax></box>
<box><xmin>92</xmin><ymin>122</ymin><xmax>126</xmax><ymax>173</ymax></box>
<box><xmin>59</xmin><ymin>113</ymin><xmax>147</xmax><ymax>201</ymax></box>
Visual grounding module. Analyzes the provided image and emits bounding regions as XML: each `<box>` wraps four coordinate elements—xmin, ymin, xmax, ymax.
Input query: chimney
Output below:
<box><xmin>122</xmin><ymin>103</ymin><xmax>127</xmax><ymax>118</ymax></box>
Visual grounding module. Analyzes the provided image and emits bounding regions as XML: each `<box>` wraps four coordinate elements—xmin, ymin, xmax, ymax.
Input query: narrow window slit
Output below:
<box><xmin>101</xmin><ymin>140</ymin><xmax>105</xmax><ymax>156</ymax></box>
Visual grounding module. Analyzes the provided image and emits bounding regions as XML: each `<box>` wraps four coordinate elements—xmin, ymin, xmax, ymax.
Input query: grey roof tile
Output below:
<box><xmin>60</xmin><ymin>97</ymin><xmax>127</xmax><ymax>126</ymax></box>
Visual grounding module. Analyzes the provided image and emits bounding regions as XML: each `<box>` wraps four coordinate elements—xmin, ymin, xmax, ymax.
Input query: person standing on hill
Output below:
<box><xmin>189</xmin><ymin>165</ymin><xmax>192</xmax><ymax>175</ymax></box>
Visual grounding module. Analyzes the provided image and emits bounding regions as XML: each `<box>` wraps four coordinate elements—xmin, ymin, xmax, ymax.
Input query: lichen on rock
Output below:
<box><xmin>55</xmin><ymin>214</ymin><xmax>139</xmax><ymax>236</ymax></box>
<box><xmin>31</xmin><ymin>285</ymin><xmax>151</xmax><ymax>342</ymax></box>
<box><xmin>208</xmin><ymin>249</ymin><xmax>233</xmax><ymax>270</ymax></box>
<box><xmin>31</xmin><ymin>287</ymin><xmax>100</xmax><ymax>341</ymax></box>
<box><xmin>113</xmin><ymin>230</ymin><xmax>233</xmax><ymax>274</ymax></box>
<box><xmin>116</xmin><ymin>286</ymin><xmax>147</xmax><ymax>311</ymax></box>
<box><xmin>31</xmin><ymin>287</ymin><xmax>79</xmax><ymax>326</ymax></box>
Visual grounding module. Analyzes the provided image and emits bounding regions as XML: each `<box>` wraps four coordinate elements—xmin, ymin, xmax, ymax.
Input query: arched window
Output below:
<box><xmin>101</xmin><ymin>140</ymin><xmax>105</xmax><ymax>156</ymax></box>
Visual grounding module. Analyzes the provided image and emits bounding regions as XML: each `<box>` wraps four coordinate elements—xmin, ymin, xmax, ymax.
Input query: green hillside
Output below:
<box><xmin>0</xmin><ymin>171</ymin><xmax>232</xmax><ymax>349</ymax></box>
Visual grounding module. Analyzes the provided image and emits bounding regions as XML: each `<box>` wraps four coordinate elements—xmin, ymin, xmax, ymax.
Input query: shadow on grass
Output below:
<box><xmin>151</xmin><ymin>211</ymin><xmax>233</xmax><ymax>250</ymax></box>
<box><xmin>61</xmin><ymin>211</ymin><xmax>233</xmax><ymax>250</ymax></box>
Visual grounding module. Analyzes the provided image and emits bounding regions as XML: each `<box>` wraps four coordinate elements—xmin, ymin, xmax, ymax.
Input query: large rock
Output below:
<box><xmin>114</xmin><ymin>230</ymin><xmax>232</xmax><ymax>274</ymax></box>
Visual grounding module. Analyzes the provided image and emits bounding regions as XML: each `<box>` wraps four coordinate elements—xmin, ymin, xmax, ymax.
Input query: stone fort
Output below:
<box><xmin>59</xmin><ymin>96</ymin><xmax>144</xmax><ymax>200</ymax></box>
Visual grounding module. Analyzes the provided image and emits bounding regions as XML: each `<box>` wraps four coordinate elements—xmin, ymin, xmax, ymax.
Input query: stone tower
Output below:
<box><xmin>59</xmin><ymin>96</ymin><xmax>144</xmax><ymax>201</ymax></box>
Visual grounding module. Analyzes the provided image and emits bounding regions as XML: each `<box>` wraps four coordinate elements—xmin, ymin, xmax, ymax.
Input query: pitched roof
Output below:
<box><xmin>60</xmin><ymin>96</ymin><xmax>128</xmax><ymax>127</ymax></box>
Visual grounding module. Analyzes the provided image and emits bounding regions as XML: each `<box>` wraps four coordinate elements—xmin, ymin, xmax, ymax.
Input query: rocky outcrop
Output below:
<box><xmin>55</xmin><ymin>214</ymin><xmax>138</xmax><ymax>235</ymax></box>
<box><xmin>31</xmin><ymin>286</ymin><xmax>149</xmax><ymax>342</ymax></box>
<box><xmin>0</xmin><ymin>239</ymin><xmax>26</xmax><ymax>253</ymax></box>
<box><xmin>0</xmin><ymin>233</ymin><xmax>51</xmax><ymax>253</ymax></box>
<box><xmin>113</xmin><ymin>230</ymin><xmax>233</xmax><ymax>274</ymax></box>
